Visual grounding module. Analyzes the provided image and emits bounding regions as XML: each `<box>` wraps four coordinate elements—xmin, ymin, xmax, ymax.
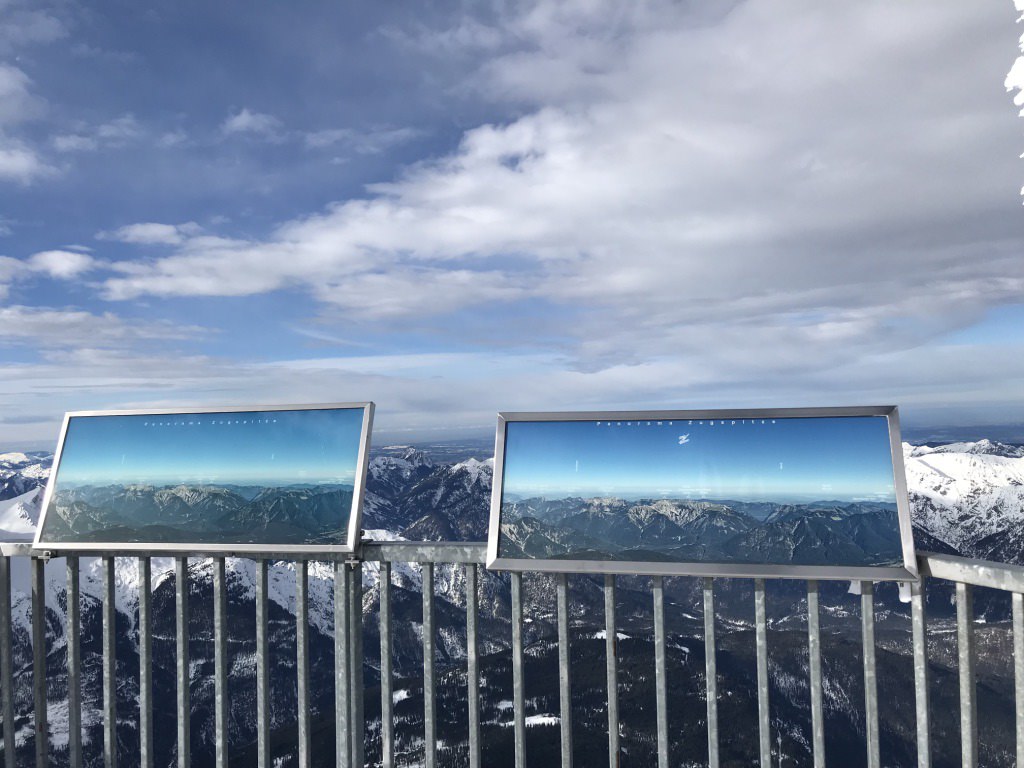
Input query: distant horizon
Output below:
<box><xmin>503</xmin><ymin>490</ymin><xmax>898</xmax><ymax>506</ymax></box>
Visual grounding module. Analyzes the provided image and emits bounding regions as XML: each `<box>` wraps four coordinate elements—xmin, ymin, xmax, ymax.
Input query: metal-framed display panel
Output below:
<box><xmin>33</xmin><ymin>402</ymin><xmax>375</xmax><ymax>555</ymax></box>
<box><xmin>486</xmin><ymin>405</ymin><xmax>918</xmax><ymax>582</ymax></box>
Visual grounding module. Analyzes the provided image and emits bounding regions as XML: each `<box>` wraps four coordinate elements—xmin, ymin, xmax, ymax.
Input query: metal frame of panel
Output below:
<box><xmin>486</xmin><ymin>406</ymin><xmax>917</xmax><ymax>581</ymax></box>
<box><xmin>33</xmin><ymin>402</ymin><xmax>375</xmax><ymax>555</ymax></box>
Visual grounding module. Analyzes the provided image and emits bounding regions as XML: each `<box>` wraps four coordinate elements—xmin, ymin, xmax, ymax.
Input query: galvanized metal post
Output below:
<box><xmin>138</xmin><ymin>557</ymin><xmax>153</xmax><ymax>768</ymax></box>
<box><xmin>31</xmin><ymin>556</ymin><xmax>47</xmax><ymax>768</ymax></box>
<box><xmin>957</xmin><ymin>582</ymin><xmax>977</xmax><ymax>767</ymax></box>
<box><xmin>1014</xmin><ymin>592</ymin><xmax>1024</xmax><ymax>768</ymax></box>
<box><xmin>66</xmin><ymin>557</ymin><xmax>82</xmax><ymax>768</ymax></box>
<box><xmin>652</xmin><ymin>576</ymin><xmax>668</xmax><ymax>768</ymax></box>
<box><xmin>703</xmin><ymin>578</ymin><xmax>719</xmax><ymax>768</ymax></box>
<box><xmin>213</xmin><ymin>557</ymin><xmax>228</xmax><ymax>768</ymax></box>
<box><xmin>0</xmin><ymin>556</ymin><xmax>12</xmax><ymax>768</ymax></box>
<box><xmin>556</xmin><ymin>573</ymin><xmax>573</xmax><ymax>768</ymax></box>
<box><xmin>466</xmin><ymin>563</ymin><xmax>481</xmax><ymax>768</ymax></box>
<box><xmin>910</xmin><ymin>580</ymin><xmax>930</xmax><ymax>768</ymax></box>
<box><xmin>349</xmin><ymin>562</ymin><xmax>364</xmax><ymax>768</ymax></box>
<box><xmin>256</xmin><ymin>560</ymin><xmax>270</xmax><ymax>768</ymax></box>
<box><xmin>175</xmin><ymin>557</ymin><xmax>190</xmax><ymax>768</ymax></box>
<box><xmin>422</xmin><ymin>562</ymin><xmax>437</xmax><ymax>768</ymax></box>
<box><xmin>510</xmin><ymin>572</ymin><xmax>526</xmax><ymax>768</ymax></box>
<box><xmin>297</xmin><ymin>561</ymin><xmax>311</xmax><ymax>768</ymax></box>
<box><xmin>380</xmin><ymin>561</ymin><xmax>394</xmax><ymax>768</ymax></box>
<box><xmin>103</xmin><ymin>557</ymin><xmax>117</xmax><ymax>768</ymax></box>
<box><xmin>604</xmin><ymin>575</ymin><xmax>619</xmax><ymax>768</ymax></box>
<box><xmin>754</xmin><ymin>579</ymin><xmax>770</xmax><ymax>767</ymax></box>
<box><xmin>334</xmin><ymin>562</ymin><xmax>350</xmax><ymax>768</ymax></box>
<box><xmin>861</xmin><ymin>582</ymin><xmax>879</xmax><ymax>768</ymax></box>
<box><xmin>806</xmin><ymin>581</ymin><xmax>824</xmax><ymax>768</ymax></box>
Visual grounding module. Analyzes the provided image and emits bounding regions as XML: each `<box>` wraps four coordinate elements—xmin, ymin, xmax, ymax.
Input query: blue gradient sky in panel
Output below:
<box><xmin>55</xmin><ymin>408</ymin><xmax>365</xmax><ymax>486</ymax></box>
<box><xmin>0</xmin><ymin>2</ymin><xmax>1022</xmax><ymax>448</ymax></box>
<box><xmin>502</xmin><ymin>416</ymin><xmax>896</xmax><ymax>503</ymax></box>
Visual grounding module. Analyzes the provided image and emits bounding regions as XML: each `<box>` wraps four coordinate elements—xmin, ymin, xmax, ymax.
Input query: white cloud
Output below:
<box><xmin>0</xmin><ymin>2</ymin><xmax>65</xmax><ymax>54</ymax></box>
<box><xmin>0</xmin><ymin>142</ymin><xmax>52</xmax><ymax>183</ymax></box>
<box><xmin>99</xmin><ymin>221</ymin><xmax>202</xmax><ymax>246</ymax></box>
<box><xmin>53</xmin><ymin>114</ymin><xmax>142</xmax><ymax>153</ymax></box>
<box><xmin>27</xmin><ymin>250</ymin><xmax>94</xmax><ymax>279</ymax></box>
<box><xmin>304</xmin><ymin>126</ymin><xmax>422</xmax><ymax>154</ymax></box>
<box><xmin>0</xmin><ymin>305</ymin><xmax>199</xmax><ymax>349</ymax></box>
<box><xmin>221</xmin><ymin>108</ymin><xmax>283</xmax><ymax>139</ymax></box>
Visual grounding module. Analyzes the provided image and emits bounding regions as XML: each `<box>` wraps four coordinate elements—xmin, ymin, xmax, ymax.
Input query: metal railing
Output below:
<box><xmin>0</xmin><ymin>540</ymin><xmax>1022</xmax><ymax>767</ymax></box>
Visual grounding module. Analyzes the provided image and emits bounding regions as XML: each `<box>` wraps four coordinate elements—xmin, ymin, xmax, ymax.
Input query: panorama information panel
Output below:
<box><xmin>34</xmin><ymin>403</ymin><xmax>373</xmax><ymax>553</ymax></box>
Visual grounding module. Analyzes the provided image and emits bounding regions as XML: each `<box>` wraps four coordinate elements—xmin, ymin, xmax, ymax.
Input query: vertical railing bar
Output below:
<box><xmin>0</xmin><ymin>556</ymin><xmax>13</xmax><ymax>768</ymax></box>
<box><xmin>1014</xmin><ymin>592</ymin><xmax>1024</xmax><ymax>768</ymax></box>
<box><xmin>66</xmin><ymin>557</ymin><xmax>82</xmax><ymax>768</ymax></box>
<box><xmin>604</xmin><ymin>575</ymin><xmax>619</xmax><ymax>768</ymax></box>
<box><xmin>103</xmin><ymin>557</ymin><xmax>117</xmax><ymax>768</ymax></box>
<box><xmin>652</xmin><ymin>576</ymin><xmax>668</xmax><ymax>768</ymax></box>
<box><xmin>350</xmin><ymin>562</ymin><xmax>364</xmax><ymax>768</ymax></box>
<box><xmin>175</xmin><ymin>557</ymin><xmax>190</xmax><ymax>768</ymax></box>
<box><xmin>31</xmin><ymin>556</ymin><xmax>47</xmax><ymax>768</ymax></box>
<box><xmin>466</xmin><ymin>563</ymin><xmax>481</xmax><ymax>768</ymax></box>
<box><xmin>754</xmin><ymin>578</ymin><xmax>771</xmax><ymax>767</ymax></box>
<box><xmin>213</xmin><ymin>558</ymin><xmax>228</xmax><ymax>768</ymax></box>
<box><xmin>861</xmin><ymin>581</ymin><xmax>879</xmax><ymax>768</ymax></box>
<box><xmin>510</xmin><ymin>572</ymin><xmax>526</xmax><ymax>768</ymax></box>
<box><xmin>957</xmin><ymin>581</ymin><xmax>977</xmax><ymax>768</ymax></box>
<box><xmin>703</xmin><ymin>578</ymin><xmax>719</xmax><ymax>768</ymax></box>
<box><xmin>138</xmin><ymin>557</ymin><xmax>153</xmax><ymax>768</ymax></box>
<box><xmin>806</xmin><ymin>580</ymin><xmax>824</xmax><ymax>768</ymax></box>
<box><xmin>334</xmin><ymin>562</ymin><xmax>350</xmax><ymax>768</ymax></box>
<box><xmin>380</xmin><ymin>561</ymin><xmax>394</xmax><ymax>768</ymax></box>
<box><xmin>911</xmin><ymin>580</ymin><xmax>930</xmax><ymax>768</ymax></box>
<box><xmin>422</xmin><ymin>562</ymin><xmax>436</xmax><ymax>768</ymax></box>
<box><xmin>296</xmin><ymin>560</ymin><xmax>311</xmax><ymax>768</ymax></box>
<box><xmin>256</xmin><ymin>560</ymin><xmax>270</xmax><ymax>768</ymax></box>
<box><xmin>556</xmin><ymin>573</ymin><xmax>574</xmax><ymax>768</ymax></box>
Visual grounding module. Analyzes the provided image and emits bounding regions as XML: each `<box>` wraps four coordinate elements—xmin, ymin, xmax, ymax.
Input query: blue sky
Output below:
<box><xmin>54</xmin><ymin>407</ymin><xmax>365</xmax><ymax>485</ymax></box>
<box><xmin>502</xmin><ymin>416</ymin><xmax>897</xmax><ymax>502</ymax></box>
<box><xmin>0</xmin><ymin>2</ymin><xmax>1022</xmax><ymax>447</ymax></box>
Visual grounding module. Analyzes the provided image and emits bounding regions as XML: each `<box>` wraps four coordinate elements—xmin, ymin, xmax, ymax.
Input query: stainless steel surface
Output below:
<box><xmin>296</xmin><ymin>561</ymin><xmax>311</xmax><ymax>768</ymax></box>
<box><xmin>175</xmin><ymin>557</ymin><xmax>190</xmax><ymax>768</ymax></box>
<box><xmin>65</xmin><ymin>557</ymin><xmax>82</xmax><ymax>768</ymax></box>
<box><xmin>350</xmin><ymin>562</ymin><xmax>364</xmax><ymax>768</ymax></box>
<box><xmin>754</xmin><ymin>578</ymin><xmax>770</xmax><ymax>767</ymax></box>
<box><xmin>103</xmin><ymin>557</ymin><xmax>116</xmax><ymax>768</ymax></box>
<box><xmin>138</xmin><ymin>557</ymin><xmax>153</xmax><ymax>768</ymax></box>
<box><xmin>911</xmin><ymin>580</ymin><xmax>930</xmax><ymax>768</ymax></box>
<box><xmin>363</xmin><ymin>541</ymin><xmax>486</xmax><ymax>564</ymax></box>
<box><xmin>1014</xmin><ymin>592</ymin><xmax>1024</xmax><ymax>768</ymax></box>
<box><xmin>380</xmin><ymin>561</ymin><xmax>394</xmax><ymax>768</ymax></box>
<box><xmin>861</xmin><ymin>582</ymin><xmax>879</xmax><ymax>768</ymax></box>
<box><xmin>31</xmin><ymin>557</ymin><xmax>46</xmax><ymax>768</ymax></box>
<box><xmin>0</xmin><ymin>556</ymin><xmax>13</xmax><ymax>768</ymax></box>
<box><xmin>604</xmin><ymin>575</ymin><xmax>619</xmax><ymax>768</ymax></box>
<box><xmin>703</xmin><ymin>578</ymin><xmax>719</xmax><ymax>768</ymax></box>
<box><xmin>466</xmin><ymin>563</ymin><xmax>481</xmax><ymax>768</ymax></box>
<box><xmin>556</xmin><ymin>573</ymin><xmax>573</xmax><ymax>768</ymax></box>
<box><xmin>652</xmin><ymin>576</ymin><xmax>668</xmax><ymax>768</ymax></box>
<box><xmin>334</xmin><ymin>562</ymin><xmax>350</xmax><ymax>768</ymax></box>
<box><xmin>256</xmin><ymin>560</ymin><xmax>270</xmax><ymax>768</ymax></box>
<box><xmin>423</xmin><ymin>562</ymin><xmax>437</xmax><ymax>768</ymax></box>
<box><xmin>487</xmin><ymin>406</ymin><xmax>917</xmax><ymax>581</ymax></box>
<box><xmin>957</xmin><ymin>582</ymin><xmax>977</xmax><ymax>767</ymax></box>
<box><xmin>213</xmin><ymin>558</ymin><xmax>228</xmax><ymax>768</ymax></box>
<box><xmin>919</xmin><ymin>551</ymin><xmax>1024</xmax><ymax>592</ymax></box>
<box><xmin>806</xmin><ymin>581</ymin><xmax>824</xmax><ymax>768</ymax></box>
<box><xmin>510</xmin><ymin>572</ymin><xmax>526</xmax><ymax>768</ymax></box>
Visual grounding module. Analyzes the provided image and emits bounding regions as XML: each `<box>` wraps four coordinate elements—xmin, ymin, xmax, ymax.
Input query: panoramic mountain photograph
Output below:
<box><xmin>498</xmin><ymin>415</ymin><xmax>904</xmax><ymax>568</ymax></box>
<box><xmin>39</xmin><ymin>408</ymin><xmax>366</xmax><ymax>546</ymax></box>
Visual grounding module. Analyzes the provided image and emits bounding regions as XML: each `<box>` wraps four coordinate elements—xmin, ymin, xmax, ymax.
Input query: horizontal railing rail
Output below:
<box><xmin>0</xmin><ymin>544</ymin><xmax>1021</xmax><ymax>768</ymax></box>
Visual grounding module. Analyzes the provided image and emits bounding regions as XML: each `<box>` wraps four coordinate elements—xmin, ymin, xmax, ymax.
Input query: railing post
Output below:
<box><xmin>213</xmin><ymin>557</ymin><xmax>228</xmax><ymax>768</ymax></box>
<box><xmin>334</xmin><ymin>561</ymin><xmax>350</xmax><ymax>768</ymax></box>
<box><xmin>0</xmin><ymin>556</ymin><xmax>13</xmax><ymax>768</ymax></box>
<box><xmin>556</xmin><ymin>573</ymin><xmax>573</xmax><ymax>768</ymax></box>
<box><xmin>806</xmin><ymin>581</ymin><xmax>824</xmax><ymax>768</ymax></box>
<box><xmin>380</xmin><ymin>561</ymin><xmax>394</xmax><ymax>768</ymax></box>
<box><xmin>256</xmin><ymin>559</ymin><xmax>270</xmax><ymax>768</ymax></box>
<box><xmin>466</xmin><ymin>563</ymin><xmax>481</xmax><ymax>768</ymax></box>
<box><xmin>510</xmin><ymin>572</ymin><xmax>526</xmax><ymax>768</ymax></box>
<box><xmin>703</xmin><ymin>578</ymin><xmax>719</xmax><ymax>768</ymax></box>
<box><xmin>861</xmin><ymin>581</ymin><xmax>879</xmax><ymax>768</ymax></box>
<box><xmin>911</xmin><ymin>580</ymin><xmax>931</xmax><ymax>768</ymax></box>
<box><xmin>31</xmin><ymin>556</ymin><xmax>47</xmax><ymax>768</ymax></box>
<box><xmin>422</xmin><ymin>562</ymin><xmax>437</xmax><ymax>768</ymax></box>
<box><xmin>175</xmin><ymin>557</ymin><xmax>190</xmax><ymax>768</ymax></box>
<box><xmin>754</xmin><ymin>579</ymin><xmax>770</xmax><ymax>767</ymax></box>
<box><xmin>1014</xmin><ymin>592</ymin><xmax>1024</xmax><ymax>768</ymax></box>
<box><xmin>138</xmin><ymin>557</ymin><xmax>153</xmax><ymax>768</ymax></box>
<box><xmin>652</xmin><ymin>576</ymin><xmax>668</xmax><ymax>768</ymax></box>
<box><xmin>66</xmin><ymin>556</ymin><xmax>82</xmax><ymax>768</ymax></box>
<box><xmin>957</xmin><ymin>582</ymin><xmax>977</xmax><ymax>767</ymax></box>
<box><xmin>297</xmin><ymin>560</ymin><xmax>311</xmax><ymax>768</ymax></box>
<box><xmin>349</xmin><ymin>562</ymin><xmax>364</xmax><ymax>768</ymax></box>
<box><xmin>103</xmin><ymin>556</ymin><xmax>117</xmax><ymax>768</ymax></box>
<box><xmin>604</xmin><ymin>575</ymin><xmax>619</xmax><ymax>768</ymax></box>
